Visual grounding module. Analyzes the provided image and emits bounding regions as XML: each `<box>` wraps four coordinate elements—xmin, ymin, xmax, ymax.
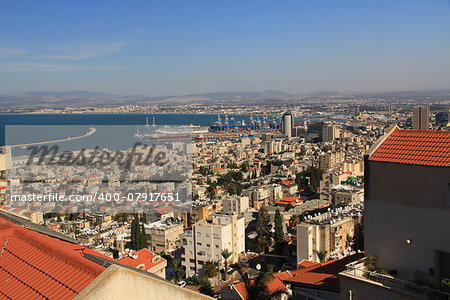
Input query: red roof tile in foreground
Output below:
<box><xmin>0</xmin><ymin>217</ymin><xmax>107</xmax><ymax>299</ymax></box>
<box><xmin>370</xmin><ymin>129</ymin><xmax>450</xmax><ymax>167</ymax></box>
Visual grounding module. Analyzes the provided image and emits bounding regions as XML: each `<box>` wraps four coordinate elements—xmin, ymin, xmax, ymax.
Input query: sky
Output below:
<box><xmin>0</xmin><ymin>0</ymin><xmax>450</xmax><ymax>96</ymax></box>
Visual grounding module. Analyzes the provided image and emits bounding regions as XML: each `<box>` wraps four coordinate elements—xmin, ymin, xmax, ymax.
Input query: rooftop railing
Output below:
<box><xmin>343</xmin><ymin>260</ymin><xmax>450</xmax><ymax>300</ymax></box>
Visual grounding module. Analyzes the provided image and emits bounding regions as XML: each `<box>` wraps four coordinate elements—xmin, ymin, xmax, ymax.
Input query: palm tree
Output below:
<box><xmin>221</xmin><ymin>249</ymin><xmax>232</xmax><ymax>280</ymax></box>
<box><xmin>232</xmin><ymin>264</ymin><xmax>286</xmax><ymax>300</ymax></box>
<box><xmin>204</xmin><ymin>261</ymin><xmax>219</xmax><ymax>278</ymax></box>
<box><xmin>315</xmin><ymin>249</ymin><xmax>328</xmax><ymax>263</ymax></box>
<box><xmin>170</xmin><ymin>258</ymin><xmax>185</xmax><ymax>282</ymax></box>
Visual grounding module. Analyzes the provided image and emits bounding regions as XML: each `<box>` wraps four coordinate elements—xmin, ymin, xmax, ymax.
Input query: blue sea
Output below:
<box><xmin>0</xmin><ymin>112</ymin><xmax>351</xmax><ymax>148</ymax></box>
<box><xmin>0</xmin><ymin>114</ymin><xmax>254</xmax><ymax>147</ymax></box>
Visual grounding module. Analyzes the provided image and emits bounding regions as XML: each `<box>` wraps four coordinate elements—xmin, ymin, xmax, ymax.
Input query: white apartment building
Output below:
<box><xmin>297</xmin><ymin>204</ymin><xmax>363</xmax><ymax>264</ymax></box>
<box><xmin>144</xmin><ymin>220</ymin><xmax>184</xmax><ymax>254</ymax></box>
<box><xmin>182</xmin><ymin>213</ymin><xmax>245</xmax><ymax>277</ymax></box>
<box><xmin>222</xmin><ymin>195</ymin><xmax>249</xmax><ymax>216</ymax></box>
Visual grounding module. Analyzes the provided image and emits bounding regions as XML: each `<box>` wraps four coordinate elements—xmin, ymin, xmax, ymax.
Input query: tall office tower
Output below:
<box><xmin>412</xmin><ymin>106</ymin><xmax>430</xmax><ymax>130</ymax></box>
<box><xmin>322</xmin><ymin>123</ymin><xmax>340</xmax><ymax>143</ymax></box>
<box><xmin>282</xmin><ymin>111</ymin><xmax>293</xmax><ymax>138</ymax></box>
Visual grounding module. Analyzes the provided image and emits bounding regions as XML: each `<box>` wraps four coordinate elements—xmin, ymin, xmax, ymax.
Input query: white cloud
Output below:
<box><xmin>0</xmin><ymin>47</ymin><xmax>27</xmax><ymax>58</ymax></box>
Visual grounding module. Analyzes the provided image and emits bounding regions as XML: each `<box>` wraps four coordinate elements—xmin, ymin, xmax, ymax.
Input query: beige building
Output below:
<box><xmin>0</xmin><ymin>206</ymin><xmax>44</xmax><ymax>224</ymax></box>
<box><xmin>263</xmin><ymin>140</ymin><xmax>282</xmax><ymax>154</ymax></box>
<box><xmin>243</xmin><ymin>186</ymin><xmax>271</xmax><ymax>209</ymax></box>
<box><xmin>332</xmin><ymin>188</ymin><xmax>363</xmax><ymax>207</ymax></box>
<box><xmin>75</xmin><ymin>264</ymin><xmax>213</xmax><ymax>300</ymax></box>
<box><xmin>319</xmin><ymin>151</ymin><xmax>345</xmax><ymax>171</ymax></box>
<box><xmin>319</xmin><ymin>171</ymin><xmax>349</xmax><ymax>202</ymax></box>
<box><xmin>322</xmin><ymin>123</ymin><xmax>341</xmax><ymax>143</ymax></box>
<box><xmin>412</xmin><ymin>105</ymin><xmax>430</xmax><ymax>130</ymax></box>
<box><xmin>222</xmin><ymin>195</ymin><xmax>249</xmax><ymax>216</ymax></box>
<box><xmin>145</xmin><ymin>220</ymin><xmax>184</xmax><ymax>254</ymax></box>
<box><xmin>341</xmin><ymin>160</ymin><xmax>364</xmax><ymax>176</ymax></box>
<box><xmin>297</xmin><ymin>204</ymin><xmax>363</xmax><ymax>264</ymax></box>
<box><xmin>182</xmin><ymin>213</ymin><xmax>245</xmax><ymax>277</ymax></box>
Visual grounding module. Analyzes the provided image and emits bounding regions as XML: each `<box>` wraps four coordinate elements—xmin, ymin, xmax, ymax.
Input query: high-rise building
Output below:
<box><xmin>322</xmin><ymin>123</ymin><xmax>340</xmax><ymax>143</ymax></box>
<box><xmin>412</xmin><ymin>106</ymin><xmax>430</xmax><ymax>130</ymax></box>
<box><xmin>282</xmin><ymin>111</ymin><xmax>293</xmax><ymax>138</ymax></box>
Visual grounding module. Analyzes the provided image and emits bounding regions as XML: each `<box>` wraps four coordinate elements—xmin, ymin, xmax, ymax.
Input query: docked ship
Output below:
<box><xmin>135</xmin><ymin>117</ymin><xmax>209</xmax><ymax>141</ymax></box>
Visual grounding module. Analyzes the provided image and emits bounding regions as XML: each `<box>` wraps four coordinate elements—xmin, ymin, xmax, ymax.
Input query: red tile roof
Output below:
<box><xmin>154</xmin><ymin>206</ymin><xmax>174</xmax><ymax>215</ymax></box>
<box><xmin>370</xmin><ymin>129</ymin><xmax>450</xmax><ymax>167</ymax></box>
<box><xmin>0</xmin><ymin>217</ymin><xmax>107</xmax><ymax>299</ymax></box>
<box><xmin>119</xmin><ymin>249</ymin><xmax>165</xmax><ymax>272</ymax></box>
<box><xmin>231</xmin><ymin>253</ymin><xmax>364</xmax><ymax>299</ymax></box>
<box><xmin>233</xmin><ymin>272</ymin><xmax>287</xmax><ymax>300</ymax></box>
<box><xmin>285</xmin><ymin>253</ymin><xmax>364</xmax><ymax>288</ymax></box>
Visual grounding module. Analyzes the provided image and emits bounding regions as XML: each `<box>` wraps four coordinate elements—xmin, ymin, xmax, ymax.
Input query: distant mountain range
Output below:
<box><xmin>0</xmin><ymin>89</ymin><xmax>449</xmax><ymax>109</ymax></box>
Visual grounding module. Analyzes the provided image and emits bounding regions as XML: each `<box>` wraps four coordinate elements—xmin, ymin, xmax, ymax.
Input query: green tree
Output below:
<box><xmin>139</xmin><ymin>223</ymin><xmax>148</xmax><ymax>249</ymax></box>
<box><xmin>241</xmin><ymin>161</ymin><xmax>249</xmax><ymax>172</ymax></box>
<box><xmin>198</xmin><ymin>281</ymin><xmax>214</xmax><ymax>297</ymax></box>
<box><xmin>284</xmin><ymin>203</ymin><xmax>294</xmax><ymax>211</ymax></box>
<box><xmin>170</xmin><ymin>258</ymin><xmax>185</xmax><ymax>282</ymax></box>
<box><xmin>131</xmin><ymin>214</ymin><xmax>141</xmax><ymax>250</ymax></box>
<box><xmin>232</xmin><ymin>264</ymin><xmax>286</xmax><ymax>300</ymax></box>
<box><xmin>206</xmin><ymin>183</ymin><xmax>216</xmax><ymax>199</ymax></box>
<box><xmin>364</xmin><ymin>255</ymin><xmax>377</xmax><ymax>272</ymax></box>
<box><xmin>221</xmin><ymin>249</ymin><xmax>232</xmax><ymax>280</ymax></box>
<box><xmin>204</xmin><ymin>261</ymin><xmax>219</xmax><ymax>278</ymax></box>
<box><xmin>274</xmin><ymin>209</ymin><xmax>284</xmax><ymax>244</ymax></box>
<box><xmin>255</xmin><ymin>207</ymin><xmax>272</xmax><ymax>253</ymax></box>
<box><xmin>315</xmin><ymin>250</ymin><xmax>328</xmax><ymax>263</ymax></box>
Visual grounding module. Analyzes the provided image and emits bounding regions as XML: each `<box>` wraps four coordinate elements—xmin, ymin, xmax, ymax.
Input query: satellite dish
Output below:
<box><xmin>256</xmin><ymin>264</ymin><xmax>261</xmax><ymax>270</ymax></box>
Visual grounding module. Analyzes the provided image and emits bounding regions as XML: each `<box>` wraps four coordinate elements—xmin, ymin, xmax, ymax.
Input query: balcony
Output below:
<box><xmin>343</xmin><ymin>259</ymin><xmax>450</xmax><ymax>300</ymax></box>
